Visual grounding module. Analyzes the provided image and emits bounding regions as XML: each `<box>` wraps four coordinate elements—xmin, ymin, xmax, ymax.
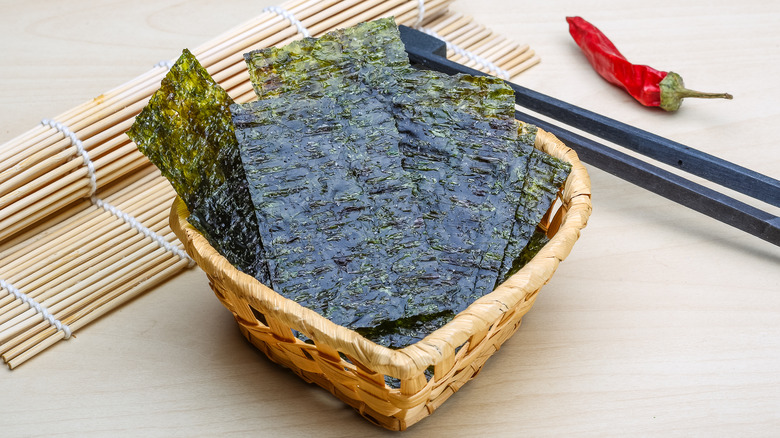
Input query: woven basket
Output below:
<box><xmin>169</xmin><ymin>128</ymin><xmax>592</xmax><ymax>431</ymax></box>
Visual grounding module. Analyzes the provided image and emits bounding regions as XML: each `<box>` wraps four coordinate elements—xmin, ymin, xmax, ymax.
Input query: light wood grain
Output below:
<box><xmin>2</xmin><ymin>0</ymin><xmax>780</xmax><ymax>436</ymax></box>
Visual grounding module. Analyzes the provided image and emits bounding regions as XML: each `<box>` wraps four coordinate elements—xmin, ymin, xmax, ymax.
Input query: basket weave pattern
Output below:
<box><xmin>170</xmin><ymin>129</ymin><xmax>592</xmax><ymax>430</ymax></box>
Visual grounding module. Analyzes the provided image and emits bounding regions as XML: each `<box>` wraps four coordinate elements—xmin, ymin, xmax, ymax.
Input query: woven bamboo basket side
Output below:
<box><xmin>169</xmin><ymin>128</ymin><xmax>591</xmax><ymax>430</ymax></box>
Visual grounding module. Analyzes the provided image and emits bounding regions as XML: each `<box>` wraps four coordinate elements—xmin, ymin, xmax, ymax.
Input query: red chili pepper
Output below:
<box><xmin>566</xmin><ymin>16</ymin><xmax>732</xmax><ymax>111</ymax></box>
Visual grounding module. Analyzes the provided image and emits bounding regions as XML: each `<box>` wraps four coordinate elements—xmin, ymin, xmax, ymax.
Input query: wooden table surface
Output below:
<box><xmin>2</xmin><ymin>0</ymin><xmax>779</xmax><ymax>436</ymax></box>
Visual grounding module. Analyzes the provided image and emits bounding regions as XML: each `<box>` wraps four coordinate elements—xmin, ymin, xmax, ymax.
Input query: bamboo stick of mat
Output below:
<box><xmin>0</xmin><ymin>175</ymin><xmax>171</xmax><ymax>328</ymax></box>
<box><xmin>0</xmin><ymin>0</ymin><xmax>540</xmax><ymax>368</ymax></box>
<box><xmin>0</xmin><ymin>171</ymin><xmax>168</xmax><ymax>314</ymax></box>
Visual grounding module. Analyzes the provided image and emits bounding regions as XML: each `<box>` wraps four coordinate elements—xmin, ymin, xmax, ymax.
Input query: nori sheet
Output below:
<box><xmin>231</xmin><ymin>93</ymin><xmax>449</xmax><ymax>328</ymax></box>
<box><xmin>497</xmin><ymin>123</ymin><xmax>572</xmax><ymax>285</ymax></box>
<box><xmin>241</xmin><ymin>17</ymin><xmax>572</xmax><ymax>348</ymax></box>
<box><xmin>390</xmin><ymin>69</ymin><xmax>522</xmax><ymax>311</ymax></box>
<box><xmin>127</xmin><ymin>49</ymin><xmax>269</xmax><ymax>282</ymax></box>
<box><xmin>245</xmin><ymin>18</ymin><xmax>520</xmax><ymax>303</ymax></box>
<box><xmin>245</xmin><ymin>18</ymin><xmax>410</xmax><ymax>101</ymax></box>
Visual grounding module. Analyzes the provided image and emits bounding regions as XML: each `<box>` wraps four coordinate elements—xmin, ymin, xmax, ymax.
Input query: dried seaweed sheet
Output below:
<box><xmin>354</xmin><ymin>310</ymin><xmax>455</xmax><ymax>349</ymax></box>
<box><xmin>391</xmin><ymin>70</ymin><xmax>523</xmax><ymax>309</ymax></box>
<box><xmin>127</xmin><ymin>49</ymin><xmax>268</xmax><ymax>282</ymax></box>
<box><xmin>245</xmin><ymin>18</ymin><xmax>520</xmax><ymax>304</ymax></box>
<box><xmin>242</xmin><ymin>17</ymin><xmax>572</xmax><ymax>347</ymax></box>
<box><xmin>364</xmin><ymin>73</ymin><xmax>536</xmax><ymax>348</ymax></box>
<box><xmin>245</xmin><ymin>18</ymin><xmax>409</xmax><ymax>100</ymax></box>
<box><xmin>497</xmin><ymin>124</ymin><xmax>572</xmax><ymax>285</ymax></box>
<box><xmin>231</xmin><ymin>93</ymin><xmax>450</xmax><ymax>328</ymax></box>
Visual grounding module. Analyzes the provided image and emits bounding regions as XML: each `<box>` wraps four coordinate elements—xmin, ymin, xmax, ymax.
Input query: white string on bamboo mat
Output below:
<box><xmin>414</xmin><ymin>0</ymin><xmax>426</xmax><ymax>28</ymax></box>
<box><xmin>0</xmin><ymin>279</ymin><xmax>72</xmax><ymax>339</ymax></box>
<box><xmin>154</xmin><ymin>60</ymin><xmax>174</xmax><ymax>69</ymax></box>
<box><xmin>263</xmin><ymin>6</ymin><xmax>310</xmax><ymax>38</ymax></box>
<box><xmin>93</xmin><ymin>196</ymin><xmax>194</xmax><ymax>266</ymax></box>
<box><xmin>417</xmin><ymin>27</ymin><xmax>511</xmax><ymax>79</ymax></box>
<box><xmin>39</xmin><ymin>119</ymin><xmax>194</xmax><ymax>266</ymax></box>
<box><xmin>41</xmin><ymin>119</ymin><xmax>98</xmax><ymax>197</ymax></box>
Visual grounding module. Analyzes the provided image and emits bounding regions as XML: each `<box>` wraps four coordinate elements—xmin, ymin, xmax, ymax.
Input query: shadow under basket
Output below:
<box><xmin>169</xmin><ymin>128</ymin><xmax>592</xmax><ymax>431</ymax></box>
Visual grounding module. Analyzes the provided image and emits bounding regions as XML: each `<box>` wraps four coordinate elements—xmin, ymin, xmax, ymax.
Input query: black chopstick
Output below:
<box><xmin>515</xmin><ymin>108</ymin><xmax>780</xmax><ymax>246</ymax></box>
<box><xmin>399</xmin><ymin>25</ymin><xmax>780</xmax><ymax>247</ymax></box>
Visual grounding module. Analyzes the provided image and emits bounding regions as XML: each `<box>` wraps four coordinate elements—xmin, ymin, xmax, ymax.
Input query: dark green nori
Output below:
<box><xmin>245</xmin><ymin>18</ymin><xmax>519</xmax><ymax>305</ymax></box>
<box><xmin>391</xmin><ymin>69</ymin><xmax>523</xmax><ymax>310</ymax></box>
<box><xmin>242</xmin><ymin>17</ymin><xmax>572</xmax><ymax>348</ymax></box>
<box><xmin>245</xmin><ymin>18</ymin><xmax>410</xmax><ymax>101</ymax></box>
<box><xmin>354</xmin><ymin>310</ymin><xmax>456</xmax><ymax>349</ymax></box>
<box><xmin>127</xmin><ymin>49</ymin><xmax>269</xmax><ymax>282</ymax></box>
<box><xmin>504</xmin><ymin>229</ymin><xmax>551</xmax><ymax>280</ymax></box>
<box><xmin>231</xmin><ymin>93</ymin><xmax>450</xmax><ymax>328</ymax></box>
<box><xmin>497</xmin><ymin>125</ymin><xmax>572</xmax><ymax>286</ymax></box>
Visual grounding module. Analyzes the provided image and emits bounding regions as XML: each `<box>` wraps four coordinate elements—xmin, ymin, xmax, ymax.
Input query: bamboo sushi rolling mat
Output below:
<box><xmin>0</xmin><ymin>0</ymin><xmax>540</xmax><ymax>369</ymax></box>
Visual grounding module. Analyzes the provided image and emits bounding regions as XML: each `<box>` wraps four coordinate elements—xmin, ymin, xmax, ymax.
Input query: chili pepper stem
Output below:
<box><xmin>659</xmin><ymin>72</ymin><xmax>733</xmax><ymax>111</ymax></box>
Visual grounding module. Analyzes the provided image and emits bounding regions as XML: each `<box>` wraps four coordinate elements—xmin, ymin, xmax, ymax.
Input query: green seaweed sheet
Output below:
<box><xmin>231</xmin><ymin>93</ymin><xmax>452</xmax><ymax>328</ymax></box>
<box><xmin>245</xmin><ymin>18</ymin><xmax>410</xmax><ymax>101</ymax></box>
<box><xmin>497</xmin><ymin>123</ymin><xmax>572</xmax><ymax>285</ymax></box>
<box><xmin>242</xmin><ymin>18</ymin><xmax>572</xmax><ymax>348</ymax></box>
<box><xmin>127</xmin><ymin>49</ymin><xmax>269</xmax><ymax>282</ymax></box>
<box><xmin>244</xmin><ymin>19</ymin><xmax>522</xmax><ymax>303</ymax></box>
<box><xmin>390</xmin><ymin>69</ymin><xmax>524</xmax><ymax>309</ymax></box>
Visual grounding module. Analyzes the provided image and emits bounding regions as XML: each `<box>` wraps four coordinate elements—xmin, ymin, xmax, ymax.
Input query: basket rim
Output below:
<box><xmin>169</xmin><ymin>128</ymin><xmax>592</xmax><ymax>379</ymax></box>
